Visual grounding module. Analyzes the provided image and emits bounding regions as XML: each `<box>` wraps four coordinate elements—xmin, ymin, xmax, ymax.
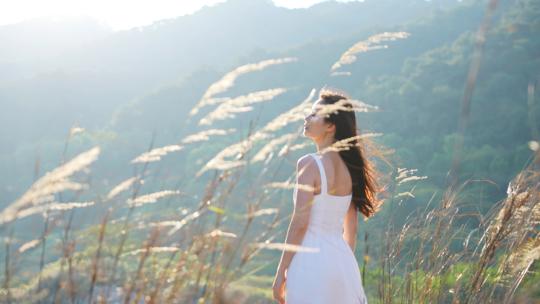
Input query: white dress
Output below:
<box><xmin>286</xmin><ymin>153</ymin><xmax>368</xmax><ymax>304</ymax></box>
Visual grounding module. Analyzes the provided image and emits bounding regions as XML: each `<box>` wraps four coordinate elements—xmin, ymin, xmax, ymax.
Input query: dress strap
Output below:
<box><xmin>310</xmin><ymin>153</ymin><xmax>328</xmax><ymax>195</ymax></box>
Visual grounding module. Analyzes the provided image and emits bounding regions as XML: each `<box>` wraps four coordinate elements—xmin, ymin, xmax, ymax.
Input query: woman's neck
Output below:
<box><xmin>315</xmin><ymin>136</ymin><xmax>335</xmax><ymax>154</ymax></box>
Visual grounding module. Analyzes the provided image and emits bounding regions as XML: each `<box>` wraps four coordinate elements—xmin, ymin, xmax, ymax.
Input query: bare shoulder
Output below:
<box><xmin>296</xmin><ymin>154</ymin><xmax>317</xmax><ymax>178</ymax></box>
<box><xmin>295</xmin><ymin>154</ymin><xmax>318</xmax><ymax>200</ymax></box>
<box><xmin>297</xmin><ymin>154</ymin><xmax>314</xmax><ymax>170</ymax></box>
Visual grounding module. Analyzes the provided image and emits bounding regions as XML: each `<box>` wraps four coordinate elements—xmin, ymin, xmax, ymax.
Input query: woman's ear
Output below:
<box><xmin>327</xmin><ymin>122</ymin><xmax>336</xmax><ymax>134</ymax></box>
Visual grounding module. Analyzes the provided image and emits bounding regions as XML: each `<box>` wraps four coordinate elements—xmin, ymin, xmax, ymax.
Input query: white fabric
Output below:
<box><xmin>286</xmin><ymin>153</ymin><xmax>368</xmax><ymax>304</ymax></box>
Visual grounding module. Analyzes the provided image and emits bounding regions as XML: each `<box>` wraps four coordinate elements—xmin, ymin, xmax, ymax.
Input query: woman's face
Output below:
<box><xmin>303</xmin><ymin>99</ymin><xmax>334</xmax><ymax>140</ymax></box>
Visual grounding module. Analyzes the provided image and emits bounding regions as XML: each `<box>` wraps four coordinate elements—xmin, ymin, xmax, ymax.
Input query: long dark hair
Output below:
<box><xmin>319</xmin><ymin>88</ymin><xmax>385</xmax><ymax>218</ymax></box>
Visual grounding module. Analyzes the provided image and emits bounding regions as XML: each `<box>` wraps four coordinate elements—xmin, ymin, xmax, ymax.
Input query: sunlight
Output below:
<box><xmin>0</xmin><ymin>0</ymin><xmax>365</xmax><ymax>31</ymax></box>
<box><xmin>0</xmin><ymin>0</ymin><xmax>227</xmax><ymax>30</ymax></box>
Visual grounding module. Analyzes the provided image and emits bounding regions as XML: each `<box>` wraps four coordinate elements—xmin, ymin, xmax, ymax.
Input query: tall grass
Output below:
<box><xmin>374</xmin><ymin>150</ymin><xmax>539</xmax><ymax>303</ymax></box>
<box><xmin>1</xmin><ymin>88</ymin><xmax>537</xmax><ymax>303</ymax></box>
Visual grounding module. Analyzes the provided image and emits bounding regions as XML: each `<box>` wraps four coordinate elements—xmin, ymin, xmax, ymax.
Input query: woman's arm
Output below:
<box><xmin>343</xmin><ymin>201</ymin><xmax>358</xmax><ymax>252</ymax></box>
<box><xmin>275</xmin><ymin>156</ymin><xmax>316</xmax><ymax>277</ymax></box>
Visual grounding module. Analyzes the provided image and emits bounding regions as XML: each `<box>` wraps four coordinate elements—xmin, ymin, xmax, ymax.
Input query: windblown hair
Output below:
<box><xmin>318</xmin><ymin>87</ymin><xmax>384</xmax><ymax>218</ymax></box>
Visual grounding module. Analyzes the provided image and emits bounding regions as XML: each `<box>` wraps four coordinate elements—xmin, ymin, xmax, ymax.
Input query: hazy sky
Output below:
<box><xmin>0</xmin><ymin>0</ymin><xmax>362</xmax><ymax>31</ymax></box>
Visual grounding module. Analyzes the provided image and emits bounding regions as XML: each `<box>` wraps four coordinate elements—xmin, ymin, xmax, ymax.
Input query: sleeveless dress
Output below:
<box><xmin>285</xmin><ymin>152</ymin><xmax>368</xmax><ymax>304</ymax></box>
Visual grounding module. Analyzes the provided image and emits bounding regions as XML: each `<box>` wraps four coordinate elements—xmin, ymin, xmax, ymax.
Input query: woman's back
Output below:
<box><xmin>301</xmin><ymin>153</ymin><xmax>353</xmax><ymax>236</ymax></box>
<box><xmin>286</xmin><ymin>153</ymin><xmax>368</xmax><ymax>304</ymax></box>
<box><xmin>313</xmin><ymin>151</ymin><xmax>353</xmax><ymax>197</ymax></box>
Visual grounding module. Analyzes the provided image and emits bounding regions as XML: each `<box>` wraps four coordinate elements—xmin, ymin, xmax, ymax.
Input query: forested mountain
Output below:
<box><xmin>105</xmin><ymin>0</ymin><xmax>536</xmax><ymax>218</ymax></box>
<box><xmin>0</xmin><ymin>0</ymin><xmax>461</xmax><ymax>153</ymax></box>
<box><xmin>0</xmin><ymin>0</ymin><xmax>465</xmax><ymax>201</ymax></box>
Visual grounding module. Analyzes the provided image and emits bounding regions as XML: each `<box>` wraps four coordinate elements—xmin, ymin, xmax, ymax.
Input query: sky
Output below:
<box><xmin>0</xmin><ymin>0</ymin><xmax>362</xmax><ymax>31</ymax></box>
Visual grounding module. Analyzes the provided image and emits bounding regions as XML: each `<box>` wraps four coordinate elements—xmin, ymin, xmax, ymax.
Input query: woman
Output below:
<box><xmin>272</xmin><ymin>88</ymin><xmax>383</xmax><ymax>304</ymax></box>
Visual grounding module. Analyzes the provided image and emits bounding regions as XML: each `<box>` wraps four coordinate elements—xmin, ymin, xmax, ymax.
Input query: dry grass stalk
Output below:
<box><xmin>315</xmin><ymin>98</ymin><xmax>380</xmax><ymax>117</ymax></box>
<box><xmin>122</xmin><ymin>227</ymin><xmax>162</xmax><ymax>304</ymax></box>
<box><xmin>257</xmin><ymin>88</ymin><xmax>316</xmax><ymax>135</ymax></box>
<box><xmin>0</xmin><ymin>287</ymin><xmax>49</xmax><ymax>303</ymax></box>
<box><xmin>88</xmin><ymin>209</ymin><xmax>110</xmax><ymax>304</ymax></box>
<box><xmin>181</xmin><ymin>128</ymin><xmax>236</xmax><ymax>144</ymax></box>
<box><xmin>17</xmin><ymin>239</ymin><xmax>41</xmax><ymax>254</ymax></box>
<box><xmin>195</xmin><ymin>139</ymin><xmax>252</xmax><ymax>176</ymax></box>
<box><xmin>467</xmin><ymin>149</ymin><xmax>540</xmax><ymax>303</ymax></box>
<box><xmin>106</xmin><ymin>141</ymin><xmax>154</xmax><ymax>299</ymax></box>
<box><xmin>198</xmin><ymin>88</ymin><xmax>287</xmax><ymax>126</ymax></box>
<box><xmin>14</xmin><ymin>201</ymin><xmax>95</xmax><ymax>222</ymax></box>
<box><xmin>106</xmin><ymin>177</ymin><xmax>139</xmax><ymax>201</ymax></box>
<box><xmin>250</xmin><ymin>241</ymin><xmax>320</xmax><ymax>253</ymax></box>
<box><xmin>0</xmin><ymin>146</ymin><xmax>100</xmax><ymax>225</ymax></box>
<box><xmin>149</xmin><ymin>210</ymin><xmax>203</xmax><ymax>236</ymax></box>
<box><xmin>264</xmin><ymin>180</ymin><xmax>315</xmax><ymax>193</ymax></box>
<box><xmin>282</xmin><ymin>142</ymin><xmax>311</xmax><ymax>154</ymax></box>
<box><xmin>249</xmin><ymin>208</ymin><xmax>279</xmax><ymax>219</ymax></box>
<box><xmin>69</xmin><ymin>127</ymin><xmax>85</xmax><ymax>137</ymax></box>
<box><xmin>205</xmin><ymin>229</ymin><xmax>238</xmax><ymax>238</ymax></box>
<box><xmin>126</xmin><ymin>190</ymin><xmax>182</xmax><ymax>207</ymax></box>
<box><xmin>374</xmin><ymin>164</ymin><xmax>463</xmax><ymax>303</ymax></box>
<box><xmin>373</xmin><ymin>149</ymin><xmax>539</xmax><ymax>303</ymax></box>
<box><xmin>196</xmin><ymin>89</ymin><xmax>316</xmax><ymax>176</ymax></box>
<box><xmin>190</xmin><ymin>57</ymin><xmax>297</xmax><ymax>116</ymax></box>
<box><xmin>251</xmin><ymin>133</ymin><xmax>297</xmax><ymax>163</ymax></box>
<box><xmin>320</xmin><ymin>133</ymin><xmax>384</xmax><ymax>155</ymax></box>
<box><xmin>330</xmin><ymin>31</ymin><xmax>410</xmax><ymax>75</ymax></box>
<box><xmin>130</xmin><ymin>144</ymin><xmax>183</xmax><ymax>164</ymax></box>
<box><xmin>122</xmin><ymin>246</ymin><xmax>181</xmax><ymax>257</ymax></box>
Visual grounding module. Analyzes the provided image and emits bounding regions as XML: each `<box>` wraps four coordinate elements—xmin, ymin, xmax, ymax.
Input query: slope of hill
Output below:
<box><xmin>0</xmin><ymin>0</ymin><xmax>463</xmax><ymax>154</ymax></box>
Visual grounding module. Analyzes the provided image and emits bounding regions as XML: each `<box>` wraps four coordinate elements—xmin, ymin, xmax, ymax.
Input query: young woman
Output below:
<box><xmin>272</xmin><ymin>88</ymin><xmax>382</xmax><ymax>304</ymax></box>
